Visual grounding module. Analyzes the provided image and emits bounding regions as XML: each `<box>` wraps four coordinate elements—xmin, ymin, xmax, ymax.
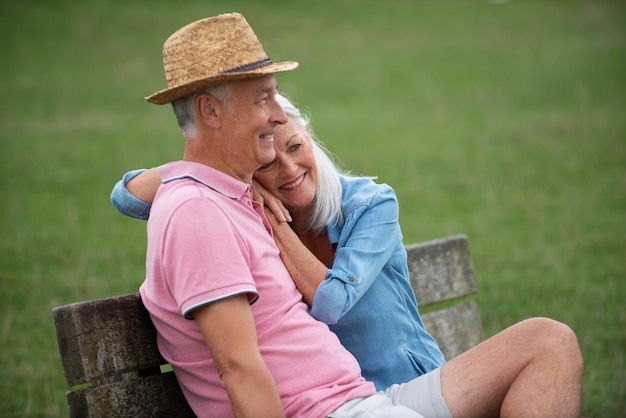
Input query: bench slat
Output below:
<box><xmin>53</xmin><ymin>293</ymin><xmax>164</xmax><ymax>386</ymax></box>
<box><xmin>407</xmin><ymin>234</ymin><xmax>477</xmax><ymax>307</ymax></box>
<box><xmin>422</xmin><ymin>301</ymin><xmax>483</xmax><ymax>360</ymax></box>
<box><xmin>66</xmin><ymin>371</ymin><xmax>194</xmax><ymax>418</ymax></box>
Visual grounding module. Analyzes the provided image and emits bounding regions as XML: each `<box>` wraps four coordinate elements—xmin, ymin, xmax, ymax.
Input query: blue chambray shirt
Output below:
<box><xmin>314</xmin><ymin>176</ymin><xmax>445</xmax><ymax>390</ymax></box>
<box><xmin>111</xmin><ymin>171</ymin><xmax>445</xmax><ymax>390</ymax></box>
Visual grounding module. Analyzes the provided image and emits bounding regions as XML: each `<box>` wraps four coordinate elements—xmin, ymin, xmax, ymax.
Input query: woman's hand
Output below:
<box><xmin>251</xmin><ymin>179</ymin><xmax>292</xmax><ymax>223</ymax></box>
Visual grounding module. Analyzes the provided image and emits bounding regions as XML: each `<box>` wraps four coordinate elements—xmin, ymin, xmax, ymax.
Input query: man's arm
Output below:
<box><xmin>193</xmin><ymin>294</ymin><xmax>285</xmax><ymax>418</ymax></box>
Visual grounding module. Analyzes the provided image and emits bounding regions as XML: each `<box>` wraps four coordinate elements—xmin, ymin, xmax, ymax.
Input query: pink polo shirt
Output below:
<box><xmin>140</xmin><ymin>161</ymin><xmax>375</xmax><ymax>418</ymax></box>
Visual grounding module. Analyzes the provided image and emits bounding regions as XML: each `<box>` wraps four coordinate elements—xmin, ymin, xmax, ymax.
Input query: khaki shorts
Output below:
<box><xmin>328</xmin><ymin>367</ymin><xmax>452</xmax><ymax>418</ymax></box>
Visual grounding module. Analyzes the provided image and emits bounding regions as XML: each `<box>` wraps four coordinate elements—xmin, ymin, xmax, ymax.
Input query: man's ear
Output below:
<box><xmin>196</xmin><ymin>93</ymin><xmax>220</xmax><ymax>129</ymax></box>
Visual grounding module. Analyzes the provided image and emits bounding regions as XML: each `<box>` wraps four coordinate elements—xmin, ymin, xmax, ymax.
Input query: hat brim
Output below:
<box><xmin>145</xmin><ymin>61</ymin><xmax>299</xmax><ymax>105</ymax></box>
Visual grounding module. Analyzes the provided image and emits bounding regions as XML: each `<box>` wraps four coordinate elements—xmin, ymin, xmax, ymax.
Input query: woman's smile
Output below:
<box><xmin>280</xmin><ymin>172</ymin><xmax>307</xmax><ymax>191</ymax></box>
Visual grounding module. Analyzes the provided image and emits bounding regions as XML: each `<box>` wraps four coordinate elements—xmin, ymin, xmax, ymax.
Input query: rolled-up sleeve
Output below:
<box><xmin>309</xmin><ymin>184</ymin><xmax>402</xmax><ymax>325</ymax></box>
<box><xmin>110</xmin><ymin>168</ymin><xmax>152</xmax><ymax>220</ymax></box>
<box><xmin>310</xmin><ymin>269</ymin><xmax>357</xmax><ymax>324</ymax></box>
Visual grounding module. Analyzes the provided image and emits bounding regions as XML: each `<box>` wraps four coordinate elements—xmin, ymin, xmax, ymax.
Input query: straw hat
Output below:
<box><xmin>145</xmin><ymin>13</ymin><xmax>299</xmax><ymax>105</ymax></box>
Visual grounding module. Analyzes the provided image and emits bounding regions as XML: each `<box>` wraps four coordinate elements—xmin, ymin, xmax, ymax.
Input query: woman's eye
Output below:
<box><xmin>289</xmin><ymin>143</ymin><xmax>302</xmax><ymax>152</ymax></box>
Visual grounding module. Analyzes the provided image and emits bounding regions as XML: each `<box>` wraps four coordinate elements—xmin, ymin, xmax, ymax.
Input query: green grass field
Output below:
<box><xmin>1</xmin><ymin>0</ymin><xmax>624</xmax><ymax>416</ymax></box>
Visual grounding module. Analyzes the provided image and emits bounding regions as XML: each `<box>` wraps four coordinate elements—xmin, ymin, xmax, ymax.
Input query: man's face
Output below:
<box><xmin>217</xmin><ymin>75</ymin><xmax>287</xmax><ymax>182</ymax></box>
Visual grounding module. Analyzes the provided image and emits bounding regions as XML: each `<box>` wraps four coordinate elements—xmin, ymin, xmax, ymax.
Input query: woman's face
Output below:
<box><xmin>254</xmin><ymin>117</ymin><xmax>318</xmax><ymax>210</ymax></box>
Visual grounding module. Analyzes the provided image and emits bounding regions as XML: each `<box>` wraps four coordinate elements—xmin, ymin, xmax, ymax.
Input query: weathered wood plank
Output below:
<box><xmin>407</xmin><ymin>235</ymin><xmax>477</xmax><ymax>307</ymax></box>
<box><xmin>53</xmin><ymin>293</ymin><xmax>164</xmax><ymax>386</ymax></box>
<box><xmin>422</xmin><ymin>301</ymin><xmax>483</xmax><ymax>360</ymax></box>
<box><xmin>66</xmin><ymin>371</ymin><xmax>195</xmax><ymax>418</ymax></box>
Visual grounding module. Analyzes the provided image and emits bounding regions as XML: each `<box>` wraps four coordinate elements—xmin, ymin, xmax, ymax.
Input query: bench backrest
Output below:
<box><xmin>53</xmin><ymin>234</ymin><xmax>482</xmax><ymax>417</ymax></box>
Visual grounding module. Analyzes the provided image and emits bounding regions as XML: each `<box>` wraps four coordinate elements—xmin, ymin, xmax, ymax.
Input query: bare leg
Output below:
<box><xmin>440</xmin><ymin>317</ymin><xmax>583</xmax><ymax>418</ymax></box>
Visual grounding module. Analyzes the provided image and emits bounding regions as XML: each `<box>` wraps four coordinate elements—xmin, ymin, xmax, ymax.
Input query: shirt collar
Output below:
<box><xmin>157</xmin><ymin>160</ymin><xmax>251</xmax><ymax>201</ymax></box>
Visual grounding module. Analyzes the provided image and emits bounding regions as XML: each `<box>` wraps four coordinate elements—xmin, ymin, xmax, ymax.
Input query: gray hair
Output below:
<box><xmin>274</xmin><ymin>93</ymin><xmax>347</xmax><ymax>233</ymax></box>
<box><xmin>171</xmin><ymin>83</ymin><xmax>233</xmax><ymax>138</ymax></box>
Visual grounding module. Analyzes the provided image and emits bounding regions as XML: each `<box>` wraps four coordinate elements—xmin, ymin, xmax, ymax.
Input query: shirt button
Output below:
<box><xmin>348</xmin><ymin>277</ymin><xmax>355</xmax><ymax>283</ymax></box>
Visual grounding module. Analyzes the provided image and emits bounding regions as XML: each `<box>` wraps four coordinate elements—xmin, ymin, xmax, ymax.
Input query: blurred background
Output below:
<box><xmin>1</xmin><ymin>0</ymin><xmax>624</xmax><ymax>416</ymax></box>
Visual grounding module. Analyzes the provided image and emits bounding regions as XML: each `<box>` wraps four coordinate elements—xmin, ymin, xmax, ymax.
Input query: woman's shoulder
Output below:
<box><xmin>339</xmin><ymin>175</ymin><xmax>397</xmax><ymax>206</ymax></box>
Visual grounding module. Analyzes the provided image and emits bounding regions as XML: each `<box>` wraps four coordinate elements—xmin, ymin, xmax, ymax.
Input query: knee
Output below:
<box><xmin>524</xmin><ymin>317</ymin><xmax>578</xmax><ymax>344</ymax></box>
<box><xmin>522</xmin><ymin>318</ymin><xmax>583</xmax><ymax>367</ymax></box>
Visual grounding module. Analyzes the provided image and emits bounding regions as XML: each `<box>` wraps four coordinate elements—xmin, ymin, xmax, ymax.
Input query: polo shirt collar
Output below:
<box><xmin>158</xmin><ymin>160</ymin><xmax>251</xmax><ymax>201</ymax></box>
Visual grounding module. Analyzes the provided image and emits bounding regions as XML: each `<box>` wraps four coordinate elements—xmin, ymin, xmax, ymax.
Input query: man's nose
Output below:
<box><xmin>270</xmin><ymin>99</ymin><xmax>288</xmax><ymax>125</ymax></box>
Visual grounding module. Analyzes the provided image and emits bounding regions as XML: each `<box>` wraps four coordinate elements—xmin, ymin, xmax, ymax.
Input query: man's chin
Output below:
<box><xmin>258</xmin><ymin>151</ymin><xmax>276</xmax><ymax>165</ymax></box>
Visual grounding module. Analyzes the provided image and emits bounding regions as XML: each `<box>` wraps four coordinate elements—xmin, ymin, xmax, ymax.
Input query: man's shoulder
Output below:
<box><xmin>159</xmin><ymin>161</ymin><xmax>249</xmax><ymax>201</ymax></box>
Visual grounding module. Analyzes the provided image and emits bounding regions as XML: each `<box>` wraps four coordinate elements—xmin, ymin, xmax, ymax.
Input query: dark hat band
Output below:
<box><xmin>221</xmin><ymin>58</ymin><xmax>273</xmax><ymax>74</ymax></box>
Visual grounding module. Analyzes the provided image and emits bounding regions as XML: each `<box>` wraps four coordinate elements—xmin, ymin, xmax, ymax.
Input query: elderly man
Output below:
<box><xmin>135</xmin><ymin>12</ymin><xmax>582</xmax><ymax>418</ymax></box>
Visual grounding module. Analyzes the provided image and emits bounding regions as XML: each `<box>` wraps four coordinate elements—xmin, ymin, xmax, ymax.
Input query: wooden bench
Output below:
<box><xmin>53</xmin><ymin>234</ymin><xmax>482</xmax><ymax>417</ymax></box>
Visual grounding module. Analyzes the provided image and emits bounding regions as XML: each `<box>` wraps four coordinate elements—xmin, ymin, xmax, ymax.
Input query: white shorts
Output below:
<box><xmin>327</xmin><ymin>367</ymin><xmax>452</xmax><ymax>418</ymax></box>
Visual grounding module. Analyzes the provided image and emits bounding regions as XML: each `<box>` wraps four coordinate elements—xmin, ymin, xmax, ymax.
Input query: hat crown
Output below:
<box><xmin>163</xmin><ymin>13</ymin><xmax>267</xmax><ymax>88</ymax></box>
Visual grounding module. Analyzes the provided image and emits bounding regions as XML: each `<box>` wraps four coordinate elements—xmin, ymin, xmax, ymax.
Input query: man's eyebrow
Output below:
<box><xmin>259</xmin><ymin>80</ymin><xmax>278</xmax><ymax>94</ymax></box>
<box><xmin>250</xmin><ymin>85</ymin><xmax>276</xmax><ymax>99</ymax></box>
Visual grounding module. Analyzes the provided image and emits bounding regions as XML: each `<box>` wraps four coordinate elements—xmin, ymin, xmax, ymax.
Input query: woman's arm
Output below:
<box><xmin>263</xmin><ymin>209</ymin><xmax>326</xmax><ymax>306</ymax></box>
<box><xmin>311</xmin><ymin>184</ymin><xmax>402</xmax><ymax>325</ymax></box>
<box><xmin>110</xmin><ymin>168</ymin><xmax>161</xmax><ymax>219</ymax></box>
<box><xmin>262</xmin><ymin>182</ymin><xmax>401</xmax><ymax>317</ymax></box>
<box><xmin>126</xmin><ymin>167</ymin><xmax>161</xmax><ymax>203</ymax></box>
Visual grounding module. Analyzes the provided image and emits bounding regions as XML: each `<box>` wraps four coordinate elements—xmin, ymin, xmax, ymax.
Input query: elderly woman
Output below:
<box><xmin>111</xmin><ymin>93</ymin><xmax>445</xmax><ymax>391</ymax></box>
